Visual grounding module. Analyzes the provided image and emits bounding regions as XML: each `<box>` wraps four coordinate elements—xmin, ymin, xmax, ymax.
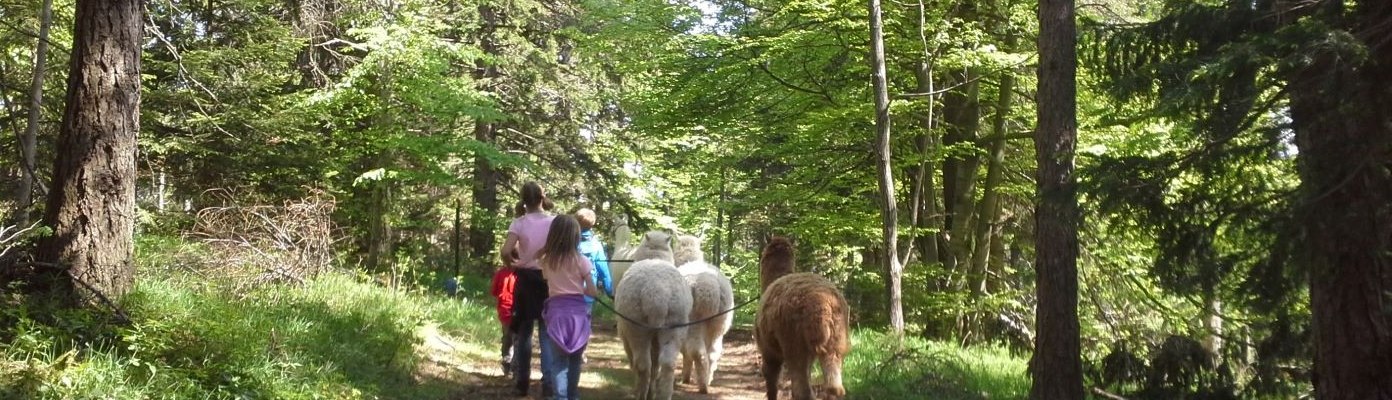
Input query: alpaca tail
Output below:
<box><xmin>806</xmin><ymin>291</ymin><xmax>850</xmax><ymax>357</ymax></box>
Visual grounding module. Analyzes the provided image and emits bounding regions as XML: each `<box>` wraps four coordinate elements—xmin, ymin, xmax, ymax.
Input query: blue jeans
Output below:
<box><xmin>547</xmin><ymin>337</ymin><xmax>585</xmax><ymax>400</ymax></box>
<box><xmin>513</xmin><ymin>317</ymin><xmax>555</xmax><ymax>393</ymax></box>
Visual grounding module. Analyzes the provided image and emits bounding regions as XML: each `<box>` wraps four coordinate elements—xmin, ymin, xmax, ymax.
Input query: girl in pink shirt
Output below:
<box><xmin>499</xmin><ymin>182</ymin><xmax>556</xmax><ymax>397</ymax></box>
<box><xmin>538</xmin><ymin>215</ymin><xmax>599</xmax><ymax>400</ymax></box>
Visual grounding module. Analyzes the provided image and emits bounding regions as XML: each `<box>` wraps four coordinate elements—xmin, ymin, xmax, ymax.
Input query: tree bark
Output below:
<box><xmin>1290</xmin><ymin>2</ymin><xmax>1392</xmax><ymax>397</ymax></box>
<box><xmin>366</xmin><ymin>179</ymin><xmax>393</xmax><ymax>273</ymax></box>
<box><xmin>970</xmin><ymin>69</ymin><xmax>1015</xmax><ymax>296</ymax></box>
<box><xmin>869</xmin><ymin>0</ymin><xmax>903</xmax><ymax>336</ymax></box>
<box><xmin>1029</xmin><ymin>0</ymin><xmax>1083</xmax><ymax>397</ymax></box>
<box><xmin>468</xmin><ymin>120</ymin><xmax>501</xmax><ymax>266</ymax></box>
<box><xmin>941</xmin><ymin>70</ymin><xmax>983</xmax><ymax>279</ymax></box>
<box><xmin>468</xmin><ymin>3</ymin><xmax>505</xmax><ymax>269</ymax></box>
<box><xmin>36</xmin><ymin>0</ymin><xmax>143</xmax><ymax>305</ymax></box>
<box><xmin>714</xmin><ymin>166</ymin><xmax>726</xmax><ymax>268</ymax></box>
<box><xmin>366</xmin><ymin>59</ymin><xmax>395</xmax><ymax>276</ymax></box>
<box><xmin>911</xmin><ymin>62</ymin><xmax>942</xmax><ymax>270</ymax></box>
<box><xmin>13</xmin><ymin>0</ymin><xmax>55</xmax><ymax>226</ymax></box>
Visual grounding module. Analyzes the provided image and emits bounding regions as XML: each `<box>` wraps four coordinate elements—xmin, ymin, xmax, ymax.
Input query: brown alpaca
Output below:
<box><xmin>755</xmin><ymin>238</ymin><xmax>850</xmax><ymax>400</ymax></box>
<box><xmin>759</xmin><ymin>237</ymin><xmax>796</xmax><ymax>291</ymax></box>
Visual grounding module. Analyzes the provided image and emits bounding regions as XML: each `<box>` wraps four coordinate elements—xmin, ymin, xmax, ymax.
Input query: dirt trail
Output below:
<box><xmin>419</xmin><ymin>323</ymin><xmax>777</xmax><ymax>400</ymax></box>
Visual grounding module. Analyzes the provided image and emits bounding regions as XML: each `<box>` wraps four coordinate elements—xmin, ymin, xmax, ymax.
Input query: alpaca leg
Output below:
<box><xmin>656</xmin><ymin>328</ymin><xmax>683</xmax><ymax>400</ymax></box>
<box><xmin>761</xmin><ymin>355</ymin><xmax>783</xmax><ymax>400</ymax></box>
<box><xmin>704</xmin><ymin>334</ymin><xmax>724</xmax><ymax>390</ymax></box>
<box><xmin>820</xmin><ymin>354</ymin><xmax>846</xmax><ymax>398</ymax></box>
<box><xmin>786</xmin><ymin>357</ymin><xmax>814</xmax><ymax>400</ymax></box>
<box><xmin>680</xmin><ymin>351</ymin><xmax>693</xmax><ymax>384</ymax></box>
<box><xmin>694</xmin><ymin>345</ymin><xmax>710</xmax><ymax>394</ymax></box>
<box><xmin>648</xmin><ymin>332</ymin><xmax>664</xmax><ymax>400</ymax></box>
<box><xmin>630</xmin><ymin>332</ymin><xmax>653</xmax><ymax>400</ymax></box>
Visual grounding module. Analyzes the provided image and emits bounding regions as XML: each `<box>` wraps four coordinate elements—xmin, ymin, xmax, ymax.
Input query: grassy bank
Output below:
<box><xmin>844</xmin><ymin>330</ymin><xmax>1030</xmax><ymax>400</ymax></box>
<box><xmin>1</xmin><ymin>239</ymin><xmax>498</xmax><ymax>399</ymax></box>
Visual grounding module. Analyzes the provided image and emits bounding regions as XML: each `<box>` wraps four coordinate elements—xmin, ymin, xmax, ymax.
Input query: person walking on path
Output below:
<box><xmin>574</xmin><ymin>208</ymin><xmax>613</xmax><ymax>307</ymax></box>
<box><xmin>500</xmin><ymin>182</ymin><xmax>556</xmax><ymax>397</ymax></box>
<box><xmin>538</xmin><ymin>215</ymin><xmax>601</xmax><ymax>400</ymax></box>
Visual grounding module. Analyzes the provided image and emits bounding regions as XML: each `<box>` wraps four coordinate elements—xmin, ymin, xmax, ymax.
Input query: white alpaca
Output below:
<box><xmin>677</xmin><ymin>259</ymin><xmax>734</xmax><ymax>394</ymax></box>
<box><xmin>615</xmin><ymin>230</ymin><xmax>673</xmax><ymax>293</ymax></box>
<box><xmin>615</xmin><ymin>236</ymin><xmax>692</xmax><ymax>400</ymax></box>
<box><xmin>631</xmin><ymin>231</ymin><xmax>675</xmax><ymax>264</ymax></box>
<box><xmin>673</xmin><ymin>234</ymin><xmax>705</xmax><ymax>268</ymax></box>
<box><xmin>609</xmin><ymin>224</ymin><xmax>637</xmax><ymax>292</ymax></box>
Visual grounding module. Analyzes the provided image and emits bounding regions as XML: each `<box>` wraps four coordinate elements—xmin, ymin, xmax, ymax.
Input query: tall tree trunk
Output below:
<box><xmin>941</xmin><ymin>70</ymin><xmax>983</xmax><ymax>279</ymax></box>
<box><xmin>987</xmin><ymin>218</ymin><xmax>1007</xmax><ymax>294</ymax></box>
<box><xmin>468</xmin><ymin>120</ymin><xmax>501</xmax><ymax>265</ymax></box>
<box><xmin>1201</xmin><ymin>295</ymin><xmax>1223</xmax><ymax>366</ymax></box>
<box><xmin>36</xmin><ymin>0</ymin><xmax>142</xmax><ymax>305</ymax></box>
<box><xmin>14</xmin><ymin>0</ymin><xmax>54</xmax><ymax>226</ymax></box>
<box><xmin>911</xmin><ymin>62</ymin><xmax>942</xmax><ymax>271</ymax></box>
<box><xmin>869</xmin><ymin>0</ymin><xmax>903</xmax><ymax>336</ymax></box>
<box><xmin>1291</xmin><ymin>2</ymin><xmax>1392</xmax><ymax>396</ymax></box>
<box><xmin>366</xmin><ymin>180</ymin><xmax>393</xmax><ymax>273</ymax></box>
<box><xmin>713</xmin><ymin>166</ymin><xmax>726</xmax><ymax>268</ymax></box>
<box><xmin>969</xmin><ymin>69</ymin><xmax>1015</xmax><ymax>295</ymax></box>
<box><xmin>468</xmin><ymin>3</ymin><xmax>504</xmax><ymax>269</ymax></box>
<box><xmin>1029</xmin><ymin>0</ymin><xmax>1083</xmax><ymax>397</ymax></box>
<box><xmin>366</xmin><ymin>60</ymin><xmax>395</xmax><ymax>275</ymax></box>
<box><xmin>453</xmin><ymin>199</ymin><xmax>462</xmax><ymax>277</ymax></box>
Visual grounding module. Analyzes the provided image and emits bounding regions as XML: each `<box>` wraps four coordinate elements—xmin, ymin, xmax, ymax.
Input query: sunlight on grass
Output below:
<box><xmin>844</xmin><ymin>330</ymin><xmax>1029</xmax><ymax>400</ymax></box>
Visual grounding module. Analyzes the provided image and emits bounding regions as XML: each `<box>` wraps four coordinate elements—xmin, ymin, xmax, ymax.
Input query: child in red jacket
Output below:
<box><xmin>491</xmin><ymin>250</ymin><xmax>519</xmax><ymax>376</ymax></box>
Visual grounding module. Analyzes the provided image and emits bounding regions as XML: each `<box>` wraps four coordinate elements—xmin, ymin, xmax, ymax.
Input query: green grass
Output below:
<box><xmin>844</xmin><ymin>330</ymin><xmax>1030</xmax><ymax>400</ymax></box>
<box><xmin>1</xmin><ymin>237</ymin><xmax>500</xmax><ymax>400</ymax></box>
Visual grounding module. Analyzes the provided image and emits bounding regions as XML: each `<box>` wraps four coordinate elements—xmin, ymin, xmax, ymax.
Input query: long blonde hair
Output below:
<box><xmin>540</xmin><ymin>215</ymin><xmax>583</xmax><ymax>273</ymax></box>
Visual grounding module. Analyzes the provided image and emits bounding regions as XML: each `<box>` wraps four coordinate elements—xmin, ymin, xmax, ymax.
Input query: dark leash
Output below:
<box><xmin>593</xmin><ymin>294</ymin><xmax>760</xmax><ymax>331</ymax></box>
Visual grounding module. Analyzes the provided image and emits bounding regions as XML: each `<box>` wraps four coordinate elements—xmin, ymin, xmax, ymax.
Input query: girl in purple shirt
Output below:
<box><xmin>538</xmin><ymin>215</ymin><xmax>600</xmax><ymax>400</ymax></box>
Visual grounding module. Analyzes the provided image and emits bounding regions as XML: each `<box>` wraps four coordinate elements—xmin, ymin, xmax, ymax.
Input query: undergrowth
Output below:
<box><xmin>0</xmin><ymin>236</ymin><xmax>497</xmax><ymax>399</ymax></box>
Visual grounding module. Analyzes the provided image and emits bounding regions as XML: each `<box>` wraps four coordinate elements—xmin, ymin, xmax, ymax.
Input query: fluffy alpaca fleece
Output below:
<box><xmin>755</xmin><ymin>240</ymin><xmax>850</xmax><ymax>400</ymax></box>
<box><xmin>677</xmin><ymin>260</ymin><xmax>734</xmax><ymax>393</ymax></box>
<box><xmin>673</xmin><ymin>234</ymin><xmax>705</xmax><ymax>268</ymax></box>
<box><xmin>615</xmin><ymin>259</ymin><xmax>693</xmax><ymax>400</ymax></box>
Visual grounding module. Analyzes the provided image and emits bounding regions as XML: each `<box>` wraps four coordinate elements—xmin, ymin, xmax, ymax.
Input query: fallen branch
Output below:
<box><xmin>0</xmin><ymin>222</ymin><xmax>41</xmax><ymax>260</ymax></box>
<box><xmin>1092</xmin><ymin>387</ymin><xmax>1131</xmax><ymax>400</ymax></box>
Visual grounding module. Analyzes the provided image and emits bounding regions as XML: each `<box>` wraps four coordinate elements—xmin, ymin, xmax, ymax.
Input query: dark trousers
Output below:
<box><xmin>511</xmin><ymin>268</ymin><xmax>551</xmax><ymax>393</ymax></box>
<box><xmin>500</xmin><ymin>324</ymin><xmax>515</xmax><ymax>361</ymax></box>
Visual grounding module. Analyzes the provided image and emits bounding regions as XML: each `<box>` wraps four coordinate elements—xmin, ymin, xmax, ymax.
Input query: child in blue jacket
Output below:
<box><xmin>573</xmin><ymin>208</ymin><xmax>613</xmax><ymax>306</ymax></box>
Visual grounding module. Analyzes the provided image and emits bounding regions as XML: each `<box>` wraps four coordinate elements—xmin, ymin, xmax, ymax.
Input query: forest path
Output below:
<box><xmin>418</xmin><ymin>321</ymin><xmax>792</xmax><ymax>400</ymax></box>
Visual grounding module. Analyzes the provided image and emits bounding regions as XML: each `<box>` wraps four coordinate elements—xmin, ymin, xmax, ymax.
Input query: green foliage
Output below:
<box><xmin>1075</xmin><ymin>0</ymin><xmax>1329</xmax><ymax>396</ymax></box>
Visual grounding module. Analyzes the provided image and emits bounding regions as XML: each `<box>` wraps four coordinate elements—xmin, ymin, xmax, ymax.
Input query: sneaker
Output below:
<box><xmin>500</xmin><ymin>357</ymin><xmax>513</xmax><ymax>377</ymax></box>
